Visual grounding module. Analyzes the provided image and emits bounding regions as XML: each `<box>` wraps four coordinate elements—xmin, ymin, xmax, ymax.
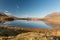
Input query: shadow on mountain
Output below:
<box><xmin>0</xmin><ymin>12</ymin><xmax>15</xmax><ymax>24</ymax></box>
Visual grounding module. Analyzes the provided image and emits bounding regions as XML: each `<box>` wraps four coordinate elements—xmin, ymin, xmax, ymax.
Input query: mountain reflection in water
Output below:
<box><xmin>44</xmin><ymin>21</ymin><xmax>60</xmax><ymax>28</ymax></box>
<box><xmin>0</xmin><ymin>20</ymin><xmax>59</xmax><ymax>29</ymax></box>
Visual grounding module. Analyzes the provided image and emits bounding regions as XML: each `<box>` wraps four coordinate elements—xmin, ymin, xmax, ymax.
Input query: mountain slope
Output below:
<box><xmin>45</xmin><ymin>12</ymin><xmax>60</xmax><ymax>18</ymax></box>
<box><xmin>11</xmin><ymin>32</ymin><xmax>48</xmax><ymax>40</ymax></box>
<box><xmin>0</xmin><ymin>12</ymin><xmax>7</xmax><ymax>16</ymax></box>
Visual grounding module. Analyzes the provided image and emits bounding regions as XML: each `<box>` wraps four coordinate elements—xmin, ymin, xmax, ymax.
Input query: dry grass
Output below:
<box><xmin>11</xmin><ymin>32</ymin><xmax>48</xmax><ymax>40</ymax></box>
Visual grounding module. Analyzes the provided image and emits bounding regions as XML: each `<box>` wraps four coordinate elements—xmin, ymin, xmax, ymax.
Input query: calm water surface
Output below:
<box><xmin>0</xmin><ymin>20</ymin><xmax>52</xmax><ymax>29</ymax></box>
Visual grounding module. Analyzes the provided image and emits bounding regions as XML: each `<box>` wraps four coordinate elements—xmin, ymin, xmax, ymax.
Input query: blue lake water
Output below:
<box><xmin>0</xmin><ymin>20</ymin><xmax>52</xmax><ymax>29</ymax></box>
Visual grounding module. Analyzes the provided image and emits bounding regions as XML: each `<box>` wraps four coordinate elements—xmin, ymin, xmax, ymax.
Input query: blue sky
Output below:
<box><xmin>0</xmin><ymin>0</ymin><xmax>60</xmax><ymax>18</ymax></box>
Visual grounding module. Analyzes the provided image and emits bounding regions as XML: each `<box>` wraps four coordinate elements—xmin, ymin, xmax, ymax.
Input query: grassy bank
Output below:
<box><xmin>0</xmin><ymin>26</ymin><xmax>60</xmax><ymax>40</ymax></box>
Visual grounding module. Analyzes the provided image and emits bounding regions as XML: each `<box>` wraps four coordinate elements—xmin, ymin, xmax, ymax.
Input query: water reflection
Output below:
<box><xmin>0</xmin><ymin>20</ymin><xmax>52</xmax><ymax>29</ymax></box>
<box><xmin>0</xmin><ymin>20</ymin><xmax>59</xmax><ymax>29</ymax></box>
<box><xmin>43</xmin><ymin>21</ymin><xmax>60</xmax><ymax>28</ymax></box>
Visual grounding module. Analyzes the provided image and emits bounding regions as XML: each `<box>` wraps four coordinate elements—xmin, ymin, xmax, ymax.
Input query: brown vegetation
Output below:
<box><xmin>4</xmin><ymin>26</ymin><xmax>60</xmax><ymax>36</ymax></box>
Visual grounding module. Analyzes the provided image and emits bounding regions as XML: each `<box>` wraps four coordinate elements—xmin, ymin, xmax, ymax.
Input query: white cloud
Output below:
<box><xmin>4</xmin><ymin>10</ymin><xmax>12</xmax><ymax>15</ymax></box>
<box><xmin>5</xmin><ymin>10</ymin><xmax>8</xmax><ymax>12</ymax></box>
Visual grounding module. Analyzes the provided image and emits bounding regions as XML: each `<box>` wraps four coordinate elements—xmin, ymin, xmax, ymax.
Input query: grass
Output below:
<box><xmin>0</xmin><ymin>26</ymin><xmax>30</xmax><ymax>36</ymax></box>
<box><xmin>11</xmin><ymin>32</ymin><xmax>60</xmax><ymax>40</ymax></box>
<box><xmin>0</xmin><ymin>26</ymin><xmax>60</xmax><ymax>40</ymax></box>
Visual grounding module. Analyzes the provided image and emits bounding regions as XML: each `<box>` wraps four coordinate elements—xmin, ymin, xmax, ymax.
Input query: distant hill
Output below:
<box><xmin>45</xmin><ymin>12</ymin><xmax>60</xmax><ymax>18</ymax></box>
<box><xmin>0</xmin><ymin>12</ymin><xmax>7</xmax><ymax>16</ymax></box>
<box><xmin>0</xmin><ymin>12</ymin><xmax>15</xmax><ymax>23</ymax></box>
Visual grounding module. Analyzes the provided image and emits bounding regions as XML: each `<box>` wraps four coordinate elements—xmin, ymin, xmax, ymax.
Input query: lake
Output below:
<box><xmin>0</xmin><ymin>20</ymin><xmax>54</xmax><ymax>29</ymax></box>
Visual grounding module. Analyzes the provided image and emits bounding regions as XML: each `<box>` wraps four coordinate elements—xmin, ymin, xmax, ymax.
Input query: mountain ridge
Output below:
<box><xmin>45</xmin><ymin>12</ymin><xmax>60</xmax><ymax>18</ymax></box>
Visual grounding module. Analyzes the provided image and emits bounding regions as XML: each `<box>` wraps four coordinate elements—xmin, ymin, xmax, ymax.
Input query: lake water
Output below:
<box><xmin>0</xmin><ymin>20</ymin><xmax>53</xmax><ymax>29</ymax></box>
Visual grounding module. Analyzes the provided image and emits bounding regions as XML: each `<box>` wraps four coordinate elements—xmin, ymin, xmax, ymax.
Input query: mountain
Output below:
<box><xmin>0</xmin><ymin>12</ymin><xmax>7</xmax><ymax>16</ymax></box>
<box><xmin>45</xmin><ymin>12</ymin><xmax>60</xmax><ymax>18</ymax></box>
<box><xmin>0</xmin><ymin>12</ymin><xmax>15</xmax><ymax>23</ymax></box>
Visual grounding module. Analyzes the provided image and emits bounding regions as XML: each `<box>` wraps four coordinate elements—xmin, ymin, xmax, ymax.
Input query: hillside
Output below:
<box><xmin>45</xmin><ymin>12</ymin><xmax>60</xmax><ymax>18</ymax></box>
<box><xmin>0</xmin><ymin>12</ymin><xmax>15</xmax><ymax>23</ymax></box>
<box><xmin>11</xmin><ymin>32</ymin><xmax>60</xmax><ymax>40</ymax></box>
<box><xmin>0</xmin><ymin>12</ymin><xmax>7</xmax><ymax>16</ymax></box>
<box><xmin>3</xmin><ymin>26</ymin><xmax>60</xmax><ymax>36</ymax></box>
<box><xmin>11</xmin><ymin>32</ymin><xmax>48</xmax><ymax>40</ymax></box>
<box><xmin>0</xmin><ymin>26</ymin><xmax>60</xmax><ymax>40</ymax></box>
<box><xmin>44</xmin><ymin>12</ymin><xmax>60</xmax><ymax>23</ymax></box>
